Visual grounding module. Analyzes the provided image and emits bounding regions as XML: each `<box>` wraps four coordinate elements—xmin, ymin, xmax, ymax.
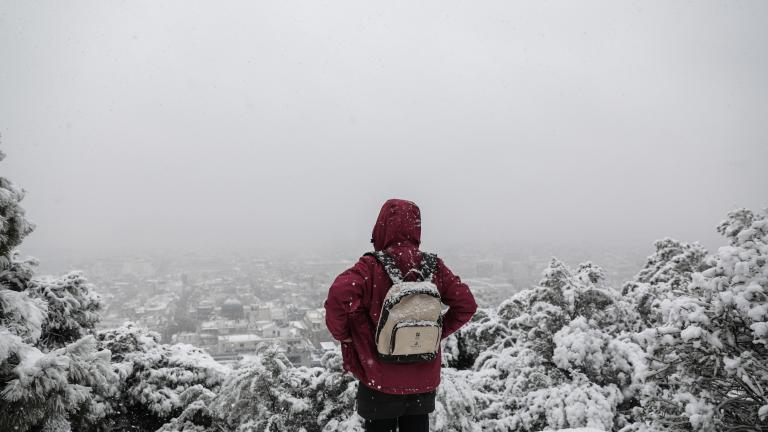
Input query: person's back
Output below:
<box><xmin>324</xmin><ymin>199</ymin><xmax>478</xmax><ymax>431</ymax></box>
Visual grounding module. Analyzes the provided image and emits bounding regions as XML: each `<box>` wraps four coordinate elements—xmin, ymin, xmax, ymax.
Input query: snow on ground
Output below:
<box><xmin>548</xmin><ymin>429</ymin><xmax>606</xmax><ymax>432</ymax></box>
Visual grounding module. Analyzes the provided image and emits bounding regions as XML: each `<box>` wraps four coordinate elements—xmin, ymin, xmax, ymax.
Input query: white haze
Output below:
<box><xmin>1</xmin><ymin>1</ymin><xmax>766</xmax><ymax>265</ymax></box>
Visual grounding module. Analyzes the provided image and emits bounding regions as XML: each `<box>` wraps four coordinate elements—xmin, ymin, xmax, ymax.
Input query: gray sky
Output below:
<box><xmin>1</xmin><ymin>1</ymin><xmax>766</xmax><ymax>263</ymax></box>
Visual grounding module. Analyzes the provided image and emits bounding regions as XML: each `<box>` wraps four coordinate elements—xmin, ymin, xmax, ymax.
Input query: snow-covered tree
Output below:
<box><xmin>632</xmin><ymin>208</ymin><xmax>768</xmax><ymax>431</ymax></box>
<box><xmin>306</xmin><ymin>349</ymin><xmax>361</xmax><ymax>432</ymax></box>
<box><xmin>0</xmin><ymin>149</ymin><xmax>41</xmax><ymax>346</ymax></box>
<box><xmin>189</xmin><ymin>345</ymin><xmax>359</xmax><ymax>432</ymax></box>
<box><xmin>154</xmin><ymin>385</ymin><xmax>219</xmax><ymax>432</ymax></box>
<box><xmin>0</xmin><ymin>150</ymin><xmax>35</xmax><ymax>265</ymax></box>
<box><xmin>96</xmin><ymin>322</ymin><xmax>228</xmax><ymax>431</ymax></box>
<box><xmin>622</xmin><ymin>238</ymin><xmax>710</xmax><ymax>328</ymax></box>
<box><xmin>0</xmin><ymin>149</ymin><xmax>117</xmax><ymax>432</ymax></box>
<box><xmin>434</xmin><ymin>259</ymin><xmax>645</xmax><ymax>431</ymax></box>
<box><xmin>27</xmin><ymin>271</ymin><xmax>103</xmax><ymax>351</ymax></box>
<box><xmin>443</xmin><ymin>307</ymin><xmax>510</xmax><ymax>370</ymax></box>
<box><xmin>1</xmin><ymin>335</ymin><xmax>116</xmax><ymax>432</ymax></box>
<box><xmin>432</xmin><ymin>367</ymin><xmax>494</xmax><ymax>432</ymax></box>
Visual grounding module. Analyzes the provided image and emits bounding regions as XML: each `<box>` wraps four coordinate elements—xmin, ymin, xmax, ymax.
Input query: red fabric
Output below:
<box><xmin>324</xmin><ymin>199</ymin><xmax>478</xmax><ymax>394</ymax></box>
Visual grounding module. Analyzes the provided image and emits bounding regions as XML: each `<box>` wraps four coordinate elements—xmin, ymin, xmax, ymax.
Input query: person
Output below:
<box><xmin>324</xmin><ymin>199</ymin><xmax>478</xmax><ymax>432</ymax></box>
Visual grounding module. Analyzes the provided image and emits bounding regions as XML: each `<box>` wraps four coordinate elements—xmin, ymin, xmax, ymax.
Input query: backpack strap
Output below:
<box><xmin>419</xmin><ymin>252</ymin><xmax>438</xmax><ymax>282</ymax></box>
<box><xmin>365</xmin><ymin>251</ymin><xmax>438</xmax><ymax>283</ymax></box>
<box><xmin>364</xmin><ymin>251</ymin><xmax>403</xmax><ymax>284</ymax></box>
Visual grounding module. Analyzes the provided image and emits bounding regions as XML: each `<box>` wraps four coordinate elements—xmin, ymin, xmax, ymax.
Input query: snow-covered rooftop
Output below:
<box><xmin>319</xmin><ymin>342</ymin><xmax>336</xmax><ymax>351</ymax></box>
<box><xmin>218</xmin><ymin>334</ymin><xmax>262</xmax><ymax>343</ymax></box>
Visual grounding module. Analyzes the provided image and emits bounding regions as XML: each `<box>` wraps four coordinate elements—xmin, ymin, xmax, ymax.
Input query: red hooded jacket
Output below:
<box><xmin>324</xmin><ymin>199</ymin><xmax>477</xmax><ymax>394</ymax></box>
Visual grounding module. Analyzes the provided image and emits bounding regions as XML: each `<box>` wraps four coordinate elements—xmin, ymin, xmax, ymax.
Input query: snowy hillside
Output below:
<box><xmin>1</xmin><ymin>149</ymin><xmax>767</xmax><ymax>431</ymax></box>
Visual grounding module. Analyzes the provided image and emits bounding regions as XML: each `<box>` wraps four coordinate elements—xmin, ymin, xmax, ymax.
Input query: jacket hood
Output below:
<box><xmin>371</xmin><ymin>199</ymin><xmax>421</xmax><ymax>251</ymax></box>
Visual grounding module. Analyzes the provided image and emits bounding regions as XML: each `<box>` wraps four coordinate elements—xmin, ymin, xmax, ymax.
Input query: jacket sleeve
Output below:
<box><xmin>435</xmin><ymin>257</ymin><xmax>477</xmax><ymax>339</ymax></box>
<box><xmin>324</xmin><ymin>257</ymin><xmax>369</xmax><ymax>342</ymax></box>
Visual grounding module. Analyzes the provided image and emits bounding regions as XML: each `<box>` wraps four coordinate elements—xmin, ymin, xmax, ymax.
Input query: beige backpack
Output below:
<box><xmin>365</xmin><ymin>251</ymin><xmax>443</xmax><ymax>362</ymax></box>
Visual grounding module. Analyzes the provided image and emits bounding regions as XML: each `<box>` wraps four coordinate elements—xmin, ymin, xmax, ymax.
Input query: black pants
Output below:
<box><xmin>363</xmin><ymin>413</ymin><xmax>429</xmax><ymax>432</ymax></box>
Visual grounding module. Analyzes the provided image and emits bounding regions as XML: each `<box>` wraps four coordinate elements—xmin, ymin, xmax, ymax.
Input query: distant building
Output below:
<box><xmin>303</xmin><ymin>308</ymin><xmax>330</xmax><ymax>345</ymax></box>
<box><xmin>201</xmin><ymin>318</ymin><xmax>250</xmax><ymax>336</ymax></box>
<box><xmin>271</xmin><ymin>307</ymin><xmax>287</xmax><ymax>325</ymax></box>
<box><xmin>131</xmin><ymin>293</ymin><xmax>175</xmax><ymax>331</ymax></box>
<box><xmin>199</xmin><ymin>333</ymin><xmax>218</xmax><ymax>347</ymax></box>
<box><xmin>197</xmin><ymin>300</ymin><xmax>215</xmax><ymax>320</ymax></box>
<box><xmin>221</xmin><ymin>298</ymin><xmax>244</xmax><ymax>320</ymax></box>
<box><xmin>259</xmin><ymin>322</ymin><xmax>282</xmax><ymax>338</ymax></box>
<box><xmin>303</xmin><ymin>309</ymin><xmax>324</xmax><ymax>332</ymax></box>
<box><xmin>311</xmin><ymin>341</ymin><xmax>339</xmax><ymax>367</ymax></box>
<box><xmin>173</xmin><ymin>332</ymin><xmax>200</xmax><ymax>345</ymax></box>
<box><xmin>200</xmin><ymin>320</ymin><xmax>219</xmax><ymax>336</ymax></box>
<box><xmin>319</xmin><ymin>341</ymin><xmax>337</xmax><ymax>352</ymax></box>
<box><xmin>289</xmin><ymin>320</ymin><xmax>308</xmax><ymax>338</ymax></box>
<box><xmin>218</xmin><ymin>334</ymin><xmax>264</xmax><ymax>354</ymax></box>
<box><xmin>247</xmin><ymin>305</ymin><xmax>271</xmax><ymax>322</ymax></box>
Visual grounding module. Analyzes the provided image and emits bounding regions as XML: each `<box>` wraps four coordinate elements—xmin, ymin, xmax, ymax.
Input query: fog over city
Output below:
<box><xmin>2</xmin><ymin>2</ymin><xmax>768</xmax><ymax>432</ymax></box>
<box><xmin>2</xmin><ymin>1</ymin><xmax>766</xmax><ymax>271</ymax></box>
